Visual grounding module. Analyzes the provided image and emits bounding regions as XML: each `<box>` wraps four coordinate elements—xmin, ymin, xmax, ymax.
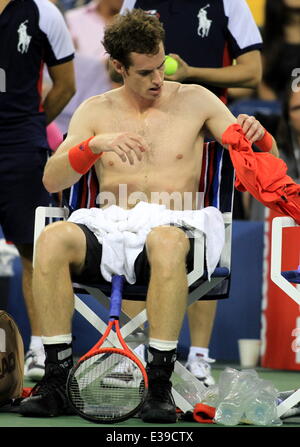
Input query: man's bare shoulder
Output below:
<box><xmin>66</xmin><ymin>89</ymin><xmax>124</xmax><ymax>135</ymax></box>
<box><xmin>76</xmin><ymin>88</ymin><xmax>121</xmax><ymax>113</ymax></box>
<box><xmin>178</xmin><ymin>83</ymin><xmax>218</xmax><ymax>101</ymax></box>
<box><xmin>164</xmin><ymin>82</ymin><xmax>221</xmax><ymax>115</ymax></box>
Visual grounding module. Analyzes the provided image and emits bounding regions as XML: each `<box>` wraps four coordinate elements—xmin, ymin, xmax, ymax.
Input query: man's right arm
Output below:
<box><xmin>43</xmin><ymin>100</ymin><xmax>95</xmax><ymax>193</ymax></box>
<box><xmin>43</xmin><ymin>99</ymin><xmax>150</xmax><ymax>193</ymax></box>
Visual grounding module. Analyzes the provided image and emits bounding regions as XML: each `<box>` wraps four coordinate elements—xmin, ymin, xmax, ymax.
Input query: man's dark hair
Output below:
<box><xmin>103</xmin><ymin>9</ymin><xmax>165</xmax><ymax>69</ymax></box>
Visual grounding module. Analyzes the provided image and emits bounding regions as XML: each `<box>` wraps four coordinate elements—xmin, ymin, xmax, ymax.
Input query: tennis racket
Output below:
<box><xmin>66</xmin><ymin>275</ymin><xmax>148</xmax><ymax>423</ymax></box>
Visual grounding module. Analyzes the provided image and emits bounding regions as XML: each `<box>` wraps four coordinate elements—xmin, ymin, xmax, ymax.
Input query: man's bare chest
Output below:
<box><xmin>97</xmin><ymin>108</ymin><xmax>202</xmax><ymax>163</ymax></box>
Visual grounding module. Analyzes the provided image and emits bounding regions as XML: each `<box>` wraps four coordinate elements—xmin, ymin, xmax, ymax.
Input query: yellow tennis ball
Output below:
<box><xmin>164</xmin><ymin>56</ymin><xmax>178</xmax><ymax>76</ymax></box>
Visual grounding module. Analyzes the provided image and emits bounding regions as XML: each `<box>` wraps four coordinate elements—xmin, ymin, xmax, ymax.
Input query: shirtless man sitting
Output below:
<box><xmin>19</xmin><ymin>9</ymin><xmax>278</xmax><ymax>422</ymax></box>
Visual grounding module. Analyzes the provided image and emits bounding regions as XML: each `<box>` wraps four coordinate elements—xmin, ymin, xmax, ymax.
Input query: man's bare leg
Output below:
<box><xmin>20</xmin><ymin>221</ymin><xmax>87</xmax><ymax>417</ymax></box>
<box><xmin>140</xmin><ymin>226</ymin><xmax>190</xmax><ymax>423</ymax></box>
<box><xmin>188</xmin><ymin>300</ymin><xmax>217</xmax><ymax>347</ymax></box>
<box><xmin>122</xmin><ymin>297</ymin><xmax>218</xmax><ymax>386</ymax></box>
<box><xmin>122</xmin><ymin>224</ymin><xmax>190</xmax><ymax>360</ymax></box>
<box><xmin>32</xmin><ymin>222</ymin><xmax>86</xmax><ymax>335</ymax></box>
<box><xmin>186</xmin><ymin>300</ymin><xmax>217</xmax><ymax>386</ymax></box>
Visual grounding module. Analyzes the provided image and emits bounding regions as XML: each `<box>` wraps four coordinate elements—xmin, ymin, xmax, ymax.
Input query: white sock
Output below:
<box><xmin>149</xmin><ymin>338</ymin><xmax>178</xmax><ymax>351</ymax></box>
<box><xmin>29</xmin><ymin>336</ymin><xmax>43</xmax><ymax>351</ymax></box>
<box><xmin>188</xmin><ymin>346</ymin><xmax>209</xmax><ymax>360</ymax></box>
<box><xmin>42</xmin><ymin>334</ymin><xmax>72</xmax><ymax>345</ymax></box>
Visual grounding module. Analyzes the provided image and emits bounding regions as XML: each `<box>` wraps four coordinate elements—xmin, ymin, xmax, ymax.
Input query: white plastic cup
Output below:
<box><xmin>238</xmin><ymin>339</ymin><xmax>261</xmax><ymax>368</ymax></box>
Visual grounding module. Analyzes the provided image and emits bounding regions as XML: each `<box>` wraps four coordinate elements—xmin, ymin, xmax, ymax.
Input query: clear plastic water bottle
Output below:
<box><xmin>202</xmin><ymin>384</ymin><xmax>220</xmax><ymax>407</ymax></box>
<box><xmin>214</xmin><ymin>368</ymin><xmax>260</xmax><ymax>426</ymax></box>
<box><xmin>244</xmin><ymin>379</ymin><xmax>281</xmax><ymax>426</ymax></box>
<box><xmin>215</xmin><ymin>401</ymin><xmax>243</xmax><ymax>426</ymax></box>
<box><xmin>214</xmin><ymin>369</ymin><xmax>257</xmax><ymax>426</ymax></box>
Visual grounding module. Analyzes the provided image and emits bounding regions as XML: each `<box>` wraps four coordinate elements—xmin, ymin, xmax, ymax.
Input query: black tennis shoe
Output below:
<box><xmin>140</xmin><ymin>379</ymin><xmax>177</xmax><ymax>423</ymax></box>
<box><xmin>19</xmin><ymin>363</ymin><xmax>74</xmax><ymax>417</ymax></box>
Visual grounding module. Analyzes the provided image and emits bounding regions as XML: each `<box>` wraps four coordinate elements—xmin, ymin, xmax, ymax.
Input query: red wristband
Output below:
<box><xmin>255</xmin><ymin>129</ymin><xmax>273</xmax><ymax>152</ymax></box>
<box><xmin>68</xmin><ymin>137</ymin><xmax>103</xmax><ymax>174</ymax></box>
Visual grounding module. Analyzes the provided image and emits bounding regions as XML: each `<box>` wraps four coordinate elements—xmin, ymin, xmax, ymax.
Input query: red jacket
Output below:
<box><xmin>222</xmin><ymin>124</ymin><xmax>300</xmax><ymax>224</ymax></box>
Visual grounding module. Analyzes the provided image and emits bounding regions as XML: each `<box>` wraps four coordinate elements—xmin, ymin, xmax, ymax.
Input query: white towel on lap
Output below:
<box><xmin>68</xmin><ymin>202</ymin><xmax>225</xmax><ymax>284</ymax></box>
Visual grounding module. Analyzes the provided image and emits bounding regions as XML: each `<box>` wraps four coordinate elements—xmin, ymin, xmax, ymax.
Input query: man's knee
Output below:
<box><xmin>35</xmin><ymin>221</ymin><xmax>86</xmax><ymax>266</ymax></box>
<box><xmin>146</xmin><ymin>226</ymin><xmax>190</xmax><ymax>267</ymax></box>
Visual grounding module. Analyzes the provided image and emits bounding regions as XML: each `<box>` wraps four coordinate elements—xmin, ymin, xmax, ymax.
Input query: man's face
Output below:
<box><xmin>122</xmin><ymin>42</ymin><xmax>166</xmax><ymax>101</ymax></box>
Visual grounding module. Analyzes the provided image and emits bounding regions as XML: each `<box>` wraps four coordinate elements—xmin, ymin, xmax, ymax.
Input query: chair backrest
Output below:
<box><xmin>64</xmin><ymin>141</ymin><xmax>235</xmax><ymax>214</ymax></box>
<box><xmin>200</xmin><ymin>141</ymin><xmax>234</xmax><ymax>213</ymax></box>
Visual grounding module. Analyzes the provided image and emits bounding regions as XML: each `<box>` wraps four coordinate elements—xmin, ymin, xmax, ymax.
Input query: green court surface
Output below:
<box><xmin>1</xmin><ymin>363</ymin><xmax>300</xmax><ymax>431</ymax></box>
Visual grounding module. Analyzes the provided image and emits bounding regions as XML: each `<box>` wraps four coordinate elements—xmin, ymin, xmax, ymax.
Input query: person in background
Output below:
<box><xmin>0</xmin><ymin>0</ymin><xmax>75</xmax><ymax>382</ymax></box>
<box><xmin>259</xmin><ymin>0</ymin><xmax>300</xmax><ymax>102</ymax></box>
<box><xmin>51</xmin><ymin>0</ymin><xmax>123</xmax><ymax>134</ymax></box>
<box><xmin>276</xmin><ymin>82</ymin><xmax>300</xmax><ymax>179</ymax></box>
<box><xmin>65</xmin><ymin>0</ymin><xmax>123</xmax><ymax>60</ymax></box>
<box><xmin>119</xmin><ymin>0</ymin><xmax>263</xmax><ymax>386</ymax></box>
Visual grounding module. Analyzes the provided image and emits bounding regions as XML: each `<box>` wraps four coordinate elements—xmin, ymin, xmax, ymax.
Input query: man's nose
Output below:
<box><xmin>152</xmin><ymin>69</ymin><xmax>163</xmax><ymax>85</ymax></box>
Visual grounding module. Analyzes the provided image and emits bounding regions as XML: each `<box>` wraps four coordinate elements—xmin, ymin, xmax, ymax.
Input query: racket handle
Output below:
<box><xmin>109</xmin><ymin>275</ymin><xmax>125</xmax><ymax>319</ymax></box>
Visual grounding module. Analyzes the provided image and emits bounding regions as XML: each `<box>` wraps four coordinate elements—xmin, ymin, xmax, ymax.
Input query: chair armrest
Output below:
<box><xmin>187</xmin><ymin>233</ymin><xmax>205</xmax><ymax>287</ymax></box>
<box><xmin>187</xmin><ymin>211</ymin><xmax>232</xmax><ymax>286</ymax></box>
<box><xmin>219</xmin><ymin>212</ymin><xmax>232</xmax><ymax>270</ymax></box>
<box><xmin>271</xmin><ymin>216</ymin><xmax>300</xmax><ymax>305</ymax></box>
<box><xmin>222</xmin><ymin>212</ymin><xmax>232</xmax><ymax>224</ymax></box>
<box><xmin>33</xmin><ymin>206</ymin><xmax>69</xmax><ymax>267</ymax></box>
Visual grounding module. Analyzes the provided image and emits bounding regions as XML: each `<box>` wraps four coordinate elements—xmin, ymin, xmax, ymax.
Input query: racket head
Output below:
<box><xmin>66</xmin><ymin>347</ymin><xmax>148</xmax><ymax>424</ymax></box>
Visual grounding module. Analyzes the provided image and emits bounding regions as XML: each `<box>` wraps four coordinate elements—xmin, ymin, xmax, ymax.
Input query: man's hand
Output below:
<box><xmin>237</xmin><ymin>114</ymin><xmax>265</xmax><ymax>143</ymax></box>
<box><xmin>164</xmin><ymin>54</ymin><xmax>191</xmax><ymax>82</ymax></box>
<box><xmin>237</xmin><ymin>113</ymin><xmax>279</xmax><ymax>157</ymax></box>
<box><xmin>165</xmin><ymin>50</ymin><xmax>262</xmax><ymax>88</ymax></box>
<box><xmin>89</xmin><ymin>132</ymin><xmax>149</xmax><ymax>165</ymax></box>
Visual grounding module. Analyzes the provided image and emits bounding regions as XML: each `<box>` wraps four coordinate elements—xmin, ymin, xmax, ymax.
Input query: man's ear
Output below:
<box><xmin>111</xmin><ymin>59</ymin><xmax>126</xmax><ymax>76</ymax></box>
<box><xmin>107</xmin><ymin>59</ymin><xmax>124</xmax><ymax>84</ymax></box>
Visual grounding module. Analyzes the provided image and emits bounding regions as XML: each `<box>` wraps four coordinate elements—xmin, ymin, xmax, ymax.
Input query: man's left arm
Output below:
<box><xmin>43</xmin><ymin>61</ymin><xmax>76</xmax><ymax>124</ymax></box>
<box><xmin>202</xmin><ymin>88</ymin><xmax>279</xmax><ymax>156</ymax></box>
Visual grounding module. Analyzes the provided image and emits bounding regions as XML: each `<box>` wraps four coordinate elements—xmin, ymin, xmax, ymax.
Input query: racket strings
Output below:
<box><xmin>68</xmin><ymin>352</ymin><xmax>145</xmax><ymax>421</ymax></box>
